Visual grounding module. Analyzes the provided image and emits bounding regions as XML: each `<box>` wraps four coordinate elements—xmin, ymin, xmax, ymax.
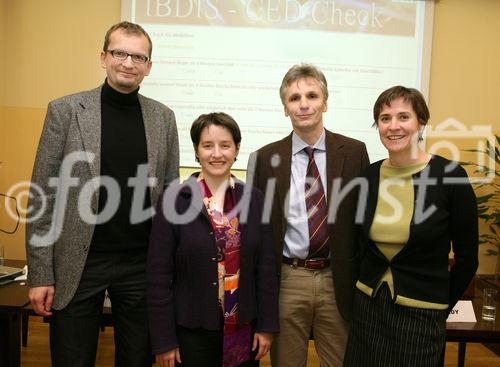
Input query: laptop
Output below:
<box><xmin>0</xmin><ymin>265</ymin><xmax>24</xmax><ymax>285</ymax></box>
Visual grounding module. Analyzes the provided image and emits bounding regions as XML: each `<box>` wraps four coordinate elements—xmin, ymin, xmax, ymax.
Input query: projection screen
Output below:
<box><xmin>122</xmin><ymin>0</ymin><xmax>435</xmax><ymax>168</ymax></box>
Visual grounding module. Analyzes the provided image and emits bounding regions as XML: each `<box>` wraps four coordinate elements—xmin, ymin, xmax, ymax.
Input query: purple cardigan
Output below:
<box><xmin>147</xmin><ymin>176</ymin><xmax>279</xmax><ymax>354</ymax></box>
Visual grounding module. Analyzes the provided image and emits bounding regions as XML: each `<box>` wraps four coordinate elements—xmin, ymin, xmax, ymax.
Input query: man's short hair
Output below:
<box><xmin>279</xmin><ymin>64</ymin><xmax>329</xmax><ymax>105</ymax></box>
<box><xmin>190</xmin><ymin>112</ymin><xmax>242</xmax><ymax>162</ymax></box>
<box><xmin>103</xmin><ymin>21</ymin><xmax>153</xmax><ymax>58</ymax></box>
<box><xmin>373</xmin><ymin>86</ymin><xmax>430</xmax><ymax>127</ymax></box>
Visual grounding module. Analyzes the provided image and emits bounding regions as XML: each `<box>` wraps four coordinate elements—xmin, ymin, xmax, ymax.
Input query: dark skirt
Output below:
<box><xmin>343</xmin><ymin>284</ymin><xmax>447</xmax><ymax>367</ymax></box>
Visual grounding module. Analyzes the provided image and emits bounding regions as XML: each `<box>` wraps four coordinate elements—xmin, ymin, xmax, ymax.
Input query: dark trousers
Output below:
<box><xmin>175</xmin><ymin>325</ymin><xmax>258</xmax><ymax>367</ymax></box>
<box><xmin>50</xmin><ymin>249</ymin><xmax>152</xmax><ymax>367</ymax></box>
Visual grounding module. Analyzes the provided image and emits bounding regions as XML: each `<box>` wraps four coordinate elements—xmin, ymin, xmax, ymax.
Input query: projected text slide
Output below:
<box><xmin>124</xmin><ymin>0</ymin><xmax>427</xmax><ymax>167</ymax></box>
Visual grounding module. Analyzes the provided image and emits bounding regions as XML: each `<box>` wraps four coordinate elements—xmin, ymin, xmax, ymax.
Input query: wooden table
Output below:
<box><xmin>2</xmin><ymin>266</ymin><xmax>498</xmax><ymax>367</ymax></box>
<box><xmin>446</xmin><ymin>286</ymin><xmax>500</xmax><ymax>367</ymax></box>
<box><xmin>0</xmin><ymin>260</ymin><xmax>29</xmax><ymax>367</ymax></box>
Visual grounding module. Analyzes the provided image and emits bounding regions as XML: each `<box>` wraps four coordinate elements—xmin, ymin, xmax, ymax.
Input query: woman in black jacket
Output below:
<box><xmin>147</xmin><ymin>112</ymin><xmax>278</xmax><ymax>367</ymax></box>
<box><xmin>343</xmin><ymin>86</ymin><xmax>478</xmax><ymax>367</ymax></box>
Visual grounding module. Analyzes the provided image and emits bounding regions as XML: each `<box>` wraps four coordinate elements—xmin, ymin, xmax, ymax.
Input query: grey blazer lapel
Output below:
<box><xmin>139</xmin><ymin>95</ymin><xmax>160</xmax><ymax>186</ymax></box>
<box><xmin>76</xmin><ymin>86</ymin><xmax>102</xmax><ymax>178</ymax></box>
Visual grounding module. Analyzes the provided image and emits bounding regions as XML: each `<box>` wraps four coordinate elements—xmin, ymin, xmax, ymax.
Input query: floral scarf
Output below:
<box><xmin>198</xmin><ymin>175</ymin><xmax>252</xmax><ymax>367</ymax></box>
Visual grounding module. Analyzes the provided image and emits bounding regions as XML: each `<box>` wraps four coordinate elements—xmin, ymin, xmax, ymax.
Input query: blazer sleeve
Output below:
<box><xmin>253</xmin><ymin>188</ymin><xmax>279</xmax><ymax>333</ymax></box>
<box><xmin>246</xmin><ymin>150</ymin><xmax>261</xmax><ymax>192</ymax></box>
<box><xmin>351</xmin><ymin>143</ymin><xmax>371</xmax><ymax>272</ymax></box>
<box><xmin>163</xmin><ymin>108</ymin><xmax>179</xmax><ymax>186</ymax></box>
<box><xmin>447</xmin><ymin>165</ymin><xmax>479</xmax><ymax>311</ymax></box>
<box><xmin>147</xmin><ymin>191</ymin><xmax>179</xmax><ymax>354</ymax></box>
<box><xmin>26</xmin><ymin>100</ymin><xmax>70</xmax><ymax>287</ymax></box>
<box><xmin>360</xmin><ymin>142</ymin><xmax>370</xmax><ymax>171</ymax></box>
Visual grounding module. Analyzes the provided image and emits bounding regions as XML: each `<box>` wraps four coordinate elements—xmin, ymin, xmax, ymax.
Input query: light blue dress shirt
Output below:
<box><xmin>283</xmin><ymin>130</ymin><xmax>328</xmax><ymax>259</ymax></box>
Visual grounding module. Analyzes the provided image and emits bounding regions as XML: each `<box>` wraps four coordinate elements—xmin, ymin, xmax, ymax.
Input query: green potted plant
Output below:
<box><xmin>460</xmin><ymin>134</ymin><xmax>500</xmax><ymax>285</ymax></box>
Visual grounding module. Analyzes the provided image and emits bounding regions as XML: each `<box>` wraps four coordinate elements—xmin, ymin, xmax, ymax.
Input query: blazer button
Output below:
<box><xmin>83</xmin><ymin>245</ymin><xmax>89</xmax><ymax>251</ymax></box>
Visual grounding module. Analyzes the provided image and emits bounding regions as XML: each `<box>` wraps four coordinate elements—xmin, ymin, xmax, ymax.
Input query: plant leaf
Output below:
<box><xmin>477</xmin><ymin>193</ymin><xmax>495</xmax><ymax>203</ymax></box>
<box><xmin>462</xmin><ymin>149</ymin><xmax>487</xmax><ymax>154</ymax></box>
<box><xmin>485</xmin><ymin>249</ymin><xmax>498</xmax><ymax>256</ymax></box>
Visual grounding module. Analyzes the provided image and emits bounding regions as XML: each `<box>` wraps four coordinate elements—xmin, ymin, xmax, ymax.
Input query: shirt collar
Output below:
<box><xmin>291</xmin><ymin>129</ymin><xmax>326</xmax><ymax>156</ymax></box>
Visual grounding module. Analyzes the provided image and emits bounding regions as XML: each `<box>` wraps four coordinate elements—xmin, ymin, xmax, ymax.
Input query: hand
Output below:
<box><xmin>155</xmin><ymin>348</ymin><xmax>181</xmax><ymax>367</ymax></box>
<box><xmin>29</xmin><ymin>286</ymin><xmax>54</xmax><ymax>316</ymax></box>
<box><xmin>252</xmin><ymin>332</ymin><xmax>273</xmax><ymax>360</ymax></box>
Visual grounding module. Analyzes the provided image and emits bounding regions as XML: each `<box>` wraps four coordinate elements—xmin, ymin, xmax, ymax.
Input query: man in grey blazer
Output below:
<box><xmin>248</xmin><ymin>64</ymin><xmax>369</xmax><ymax>367</ymax></box>
<box><xmin>26</xmin><ymin>21</ymin><xmax>179</xmax><ymax>366</ymax></box>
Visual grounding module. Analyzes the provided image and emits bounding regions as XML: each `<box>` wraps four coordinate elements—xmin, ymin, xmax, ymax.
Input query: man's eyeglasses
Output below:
<box><xmin>107</xmin><ymin>50</ymin><xmax>150</xmax><ymax>64</ymax></box>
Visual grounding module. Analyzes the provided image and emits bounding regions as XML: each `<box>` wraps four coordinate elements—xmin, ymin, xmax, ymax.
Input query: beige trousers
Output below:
<box><xmin>270</xmin><ymin>264</ymin><xmax>348</xmax><ymax>367</ymax></box>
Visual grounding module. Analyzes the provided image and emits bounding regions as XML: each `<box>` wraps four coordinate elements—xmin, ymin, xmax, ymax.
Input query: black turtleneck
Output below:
<box><xmin>90</xmin><ymin>79</ymin><xmax>152</xmax><ymax>252</ymax></box>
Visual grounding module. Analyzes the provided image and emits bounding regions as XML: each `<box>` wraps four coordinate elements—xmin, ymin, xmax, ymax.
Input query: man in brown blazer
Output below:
<box><xmin>247</xmin><ymin>64</ymin><xmax>369</xmax><ymax>366</ymax></box>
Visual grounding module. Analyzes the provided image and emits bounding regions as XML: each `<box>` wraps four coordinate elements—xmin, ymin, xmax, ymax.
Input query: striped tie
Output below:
<box><xmin>304</xmin><ymin>147</ymin><xmax>330</xmax><ymax>259</ymax></box>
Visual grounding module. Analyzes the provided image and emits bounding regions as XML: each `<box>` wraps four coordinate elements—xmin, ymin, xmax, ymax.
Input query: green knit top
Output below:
<box><xmin>356</xmin><ymin>160</ymin><xmax>448</xmax><ymax>310</ymax></box>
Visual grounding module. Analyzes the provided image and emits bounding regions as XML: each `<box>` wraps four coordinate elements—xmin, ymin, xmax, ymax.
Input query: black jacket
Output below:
<box><xmin>147</xmin><ymin>176</ymin><xmax>279</xmax><ymax>354</ymax></box>
<box><xmin>357</xmin><ymin>155</ymin><xmax>478</xmax><ymax>312</ymax></box>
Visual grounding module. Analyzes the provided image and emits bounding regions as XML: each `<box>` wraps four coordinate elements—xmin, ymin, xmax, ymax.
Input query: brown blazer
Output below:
<box><xmin>247</xmin><ymin>129</ymin><xmax>369</xmax><ymax>320</ymax></box>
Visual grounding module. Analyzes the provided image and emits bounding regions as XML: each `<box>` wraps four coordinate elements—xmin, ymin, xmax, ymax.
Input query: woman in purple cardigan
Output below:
<box><xmin>147</xmin><ymin>112</ymin><xmax>279</xmax><ymax>367</ymax></box>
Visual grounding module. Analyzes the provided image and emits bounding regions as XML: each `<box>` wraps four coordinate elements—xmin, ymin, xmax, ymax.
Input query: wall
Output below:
<box><xmin>428</xmin><ymin>0</ymin><xmax>500</xmax><ymax>273</ymax></box>
<box><xmin>0</xmin><ymin>0</ymin><xmax>498</xmax><ymax>273</ymax></box>
<box><xmin>0</xmin><ymin>1</ymin><xmax>5</xmax><ymax>252</ymax></box>
<box><xmin>0</xmin><ymin>0</ymin><xmax>5</xmax><ymax>105</ymax></box>
<box><xmin>0</xmin><ymin>0</ymin><xmax>120</xmax><ymax>260</ymax></box>
<box><xmin>3</xmin><ymin>0</ymin><xmax>120</xmax><ymax>107</ymax></box>
<box><xmin>430</xmin><ymin>0</ymin><xmax>500</xmax><ymax>128</ymax></box>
